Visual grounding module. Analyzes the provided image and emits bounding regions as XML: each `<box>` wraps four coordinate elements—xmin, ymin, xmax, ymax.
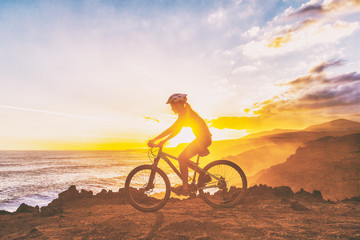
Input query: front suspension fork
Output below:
<box><xmin>145</xmin><ymin>157</ymin><xmax>160</xmax><ymax>190</ymax></box>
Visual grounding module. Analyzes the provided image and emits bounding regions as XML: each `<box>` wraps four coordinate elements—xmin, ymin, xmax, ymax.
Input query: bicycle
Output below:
<box><xmin>125</xmin><ymin>145</ymin><xmax>247</xmax><ymax>212</ymax></box>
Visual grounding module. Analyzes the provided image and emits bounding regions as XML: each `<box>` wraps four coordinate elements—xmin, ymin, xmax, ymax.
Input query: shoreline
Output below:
<box><xmin>2</xmin><ymin>184</ymin><xmax>360</xmax><ymax>215</ymax></box>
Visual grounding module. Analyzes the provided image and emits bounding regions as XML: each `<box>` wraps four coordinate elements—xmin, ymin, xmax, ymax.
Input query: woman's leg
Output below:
<box><xmin>178</xmin><ymin>141</ymin><xmax>199</xmax><ymax>193</ymax></box>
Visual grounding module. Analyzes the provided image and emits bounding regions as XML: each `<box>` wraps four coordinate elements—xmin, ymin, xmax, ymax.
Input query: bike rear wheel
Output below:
<box><xmin>198</xmin><ymin>160</ymin><xmax>247</xmax><ymax>208</ymax></box>
<box><xmin>125</xmin><ymin>165</ymin><xmax>170</xmax><ymax>212</ymax></box>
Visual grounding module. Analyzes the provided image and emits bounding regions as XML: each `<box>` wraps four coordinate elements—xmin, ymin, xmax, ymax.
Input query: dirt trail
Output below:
<box><xmin>1</xmin><ymin>196</ymin><xmax>359</xmax><ymax>239</ymax></box>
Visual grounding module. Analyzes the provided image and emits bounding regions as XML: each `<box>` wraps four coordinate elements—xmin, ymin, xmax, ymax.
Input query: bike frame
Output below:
<box><xmin>147</xmin><ymin>147</ymin><xmax>220</xmax><ymax>190</ymax></box>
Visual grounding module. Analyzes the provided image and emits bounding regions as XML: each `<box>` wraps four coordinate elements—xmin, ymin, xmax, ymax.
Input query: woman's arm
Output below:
<box><xmin>149</xmin><ymin>119</ymin><xmax>183</xmax><ymax>146</ymax></box>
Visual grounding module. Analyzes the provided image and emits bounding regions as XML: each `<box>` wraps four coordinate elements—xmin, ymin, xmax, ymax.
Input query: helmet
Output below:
<box><xmin>166</xmin><ymin>93</ymin><xmax>187</xmax><ymax>104</ymax></box>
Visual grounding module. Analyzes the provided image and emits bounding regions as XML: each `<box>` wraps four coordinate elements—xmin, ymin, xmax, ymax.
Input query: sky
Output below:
<box><xmin>0</xmin><ymin>0</ymin><xmax>359</xmax><ymax>150</ymax></box>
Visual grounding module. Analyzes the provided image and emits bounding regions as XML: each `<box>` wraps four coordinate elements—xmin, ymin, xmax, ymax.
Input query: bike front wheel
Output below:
<box><xmin>198</xmin><ymin>160</ymin><xmax>247</xmax><ymax>208</ymax></box>
<box><xmin>125</xmin><ymin>165</ymin><xmax>171</xmax><ymax>212</ymax></box>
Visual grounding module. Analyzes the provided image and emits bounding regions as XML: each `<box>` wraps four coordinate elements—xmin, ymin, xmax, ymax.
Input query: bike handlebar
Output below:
<box><xmin>147</xmin><ymin>142</ymin><xmax>163</xmax><ymax>149</ymax></box>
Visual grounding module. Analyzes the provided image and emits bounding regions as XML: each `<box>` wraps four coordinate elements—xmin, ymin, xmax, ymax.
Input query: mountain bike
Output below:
<box><xmin>125</xmin><ymin>145</ymin><xmax>247</xmax><ymax>212</ymax></box>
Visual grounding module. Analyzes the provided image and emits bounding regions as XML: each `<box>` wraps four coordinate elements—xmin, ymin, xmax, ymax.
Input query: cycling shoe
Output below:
<box><xmin>203</xmin><ymin>174</ymin><xmax>212</xmax><ymax>184</ymax></box>
<box><xmin>171</xmin><ymin>185</ymin><xmax>190</xmax><ymax>196</ymax></box>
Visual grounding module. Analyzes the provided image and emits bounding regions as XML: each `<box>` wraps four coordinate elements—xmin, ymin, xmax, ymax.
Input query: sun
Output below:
<box><xmin>168</xmin><ymin>127</ymin><xmax>196</xmax><ymax>147</ymax></box>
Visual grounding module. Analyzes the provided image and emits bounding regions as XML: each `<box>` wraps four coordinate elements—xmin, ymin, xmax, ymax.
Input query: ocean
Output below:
<box><xmin>0</xmin><ymin>150</ymin><xmax>154</xmax><ymax>212</ymax></box>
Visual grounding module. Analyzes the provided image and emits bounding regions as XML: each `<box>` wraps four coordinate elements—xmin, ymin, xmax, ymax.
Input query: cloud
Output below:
<box><xmin>207</xmin><ymin>7</ymin><xmax>227</xmax><ymax>26</ymax></box>
<box><xmin>210</xmin><ymin>60</ymin><xmax>360</xmax><ymax>131</ymax></box>
<box><xmin>257</xmin><ymin>61</ymin><xmax>360</xmax><ymax>113</ymax></box>
<box><xmin>310</xmin><ymin>59</ymin><xmax>343</xmax><ymax>73</ymax></box>
<box><xmin>242</xmin><ymin>0</ymin><xmax>360</xmax><ymax>58</ymax></box>
<box><xmin>295</xmin><ymin>4</ymin><xmax>323</xmax><ymax>16</ymax></box>
<box><xmin>300</xmin><ymin>84</ymin><xmax>356</xmax><ymax>102</ymax></box>
<box><xmin>143</xmin><ymin>116</ymin><xmax>160</xmax><ymax>123</ymax></box>
<box><xmin>289</xmin><ymin>0</ymin><xmax>360</xmax><ymax>17</ymax></box>
<box><xmin>330</xmin><ymin>72</ymin><xmax>360</xmax><ymax>83</ymax></box>
<box><xmin>267</xmin><ymin>33</ymin><xmax>292</xmax><ymax>48</ymax></box>
<box><xmin>243</xmin><ymin>20</ymin><xmax>359</xmax><ymax>58</ymax></box>
<box><xmin>210</xmin><ymin>116</ymin><xmax>263</xmax><ymax>131</ymax></box>
<box><xmin>286</xmin><ymin>63</ymin><xmax>360</xmax><ymax>87</ymax></box>
<box><xmin>242</xmin><ymin>26</ymin><xmax>260</xmax><ymax>38</ymax></box>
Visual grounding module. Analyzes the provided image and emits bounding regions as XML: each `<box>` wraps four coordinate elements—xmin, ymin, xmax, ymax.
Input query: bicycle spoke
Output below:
<box><xmin>199</xmin><ymin>160</ymin><xmax>247</xmax><ymax>208</ymax></box>
<box><xmin>125</xmin><ymin>165</ymin><xmax>170</xmax><ymax>212</ymax></box>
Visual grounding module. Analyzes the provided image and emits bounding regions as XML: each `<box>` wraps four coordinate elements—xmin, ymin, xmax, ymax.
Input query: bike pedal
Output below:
<box><xmin>171</xmin><ymin>186</ymin><xmax>183</xmax><ymax>196</ymax></box>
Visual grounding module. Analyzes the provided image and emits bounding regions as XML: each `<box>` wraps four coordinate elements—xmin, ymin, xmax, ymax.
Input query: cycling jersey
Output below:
<box><xmin>173</xmin><ymin>104</ymin><xmax>212</xmax><ymax>140</ymax></box>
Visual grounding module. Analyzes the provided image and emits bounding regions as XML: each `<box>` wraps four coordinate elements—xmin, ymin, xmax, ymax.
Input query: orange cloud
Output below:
<box><xmin>210</xmin><ymin>116</ymin><xmax>263</xmax><ymax>131</ymax></box>
<box><xmin>267</xmin><ymin>33</ymin><xmax>292</xmax><ymax>48</ymax></box>
<box><xmin>211</xmin><ymin>60</ymin><xmax>360</xmax><ymax>132</ymax></box>
<box><xmin>143</xmin><ymin>116</ymin><xmax>160</xmax><ymax>123</ymax></box>
<box><xmin>210</xmin><ymin>114</ymin><xmax>310</xmax><ymax>132</ymax></box>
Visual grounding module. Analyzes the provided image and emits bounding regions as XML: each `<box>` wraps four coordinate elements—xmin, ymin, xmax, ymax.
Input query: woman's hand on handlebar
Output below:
<box><xmin>147</xmin><ymin>139</ymin><xmax>165</xmax><ymax>148</ymax></box>
<box><xmin>147</xmin><ymin>139</ymin><xmax>156</xmax><ymax>147</ymax></box>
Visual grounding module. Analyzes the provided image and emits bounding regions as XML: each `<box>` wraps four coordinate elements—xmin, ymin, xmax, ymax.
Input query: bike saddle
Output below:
<box><xmin>198</xmin><ymin>148</ymin><xmax>210</xmax><ymax>157</ymax></box>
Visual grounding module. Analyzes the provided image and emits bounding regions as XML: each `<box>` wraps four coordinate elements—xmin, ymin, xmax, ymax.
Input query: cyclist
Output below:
<box><xmin>148</xmin><ymin>93</ymin><xmax>212</xmax><ymax>196</ymax></box>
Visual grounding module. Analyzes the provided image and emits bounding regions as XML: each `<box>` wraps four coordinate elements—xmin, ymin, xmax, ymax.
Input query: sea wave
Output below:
<box><xmin>0</xmin><ymin>150</ymin><xmax>149</xmax><ymax>212</ymax></box>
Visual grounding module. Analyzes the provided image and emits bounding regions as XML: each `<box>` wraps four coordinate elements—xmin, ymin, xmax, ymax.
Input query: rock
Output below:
<box><xmin>118</xmin><ymin>188</ymin><xmax>128</xmax><ymax>203</ymax></box>
<box><xmin>312</xmin><ymin>190</ymin><xmax>323</xmax><ymax>201</ymax></box>
<box><xmin>274</xmin><ymin>186</ymin><xmax>294</xmax><ymax>199</ymax></box>
<box><xmin>295</xmin><ymin>188</ymin><xmax>313</xmax><ymax>199</ymax></box>
<box><xmin>96</xmin><ymin>189</ymin><xmax>108</xmax><ymax>198</ymax></box>
<box><xmin>106</xmin><ymin>190</ymin><xmax>118</xmax><ymax>199</ymax></box>
<box><xmin>0</xmin><ymin>210</ymin><xmax>12</xmax><ymax>215</ymax></box>
<box><xmin>342</xmin><ymin>195</ymin><xmax>360</xmax><ymax>202</ymax></box>
<box><xmin>290</xmin><ymin>201</ymin><xmax>310</xmax><ymax>211</ymax></box>
<box><xmin>80</xmin><ymin>189</ymin><xmax>93</xmax><ymax>199</ymax></box>
<box><xmin>295</xmin><ymin>188</ymin><xmax>324</xmax><ymax>201</ymax></box>
<box><xmin>58</xmin><ymin>185</ymin><xmax>80</xmax><ymax>202</ymax></box>
<box><xmin>15</xmin><ymin>203</ymin><xmax>39</xmax><ymax>214</ymax></box>
<box><xmin>41</xmin><ymin>197</ymin><xmax>64</xmax><ymax>217</ymax></box>
<box><xmin>30</xmin><ymin>227</ymin><xmax>40</xmax><ymax>234</ymax></box>
<box><xmin>118</xmin><ymin>187</ymin><xmax>127</xmax><ymax>196</ymax></box>
<box><xmin>26</xmin><ymin>227</ymin><xmax>42</xmax><ymax>238</ymax></box>
<box><xmin>41</xmin><ymin>204</ymin><xmax>63</xmax><ymax>217</ymax></box>
<box><xmin>247</xmin><ymin>184</ymin><xmax>275</xmax><ymax>198</ymax></box>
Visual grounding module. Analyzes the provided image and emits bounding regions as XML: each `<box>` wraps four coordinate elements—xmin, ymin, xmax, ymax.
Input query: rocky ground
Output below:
<box><xmin>1</xmin><ymin>185</ymin><xmax>359</xmax><ymax>240</ymax></box>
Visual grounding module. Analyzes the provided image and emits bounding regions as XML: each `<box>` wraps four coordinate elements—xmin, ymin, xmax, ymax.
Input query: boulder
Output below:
<box><xmin>40</xmin><ymin>199</ymin><xmax>63</xmax><ymax>217</ymax></box>
<box><xmin>312</xmin><ymin>190</ymin><xmax>324</xmax><ymax>201</ymax></box>
<box><xmin>80</xmin><ymin>189</ymin><xmax>93</xmax><ymax>199</ymax></box>
<box><xmin>295</xmin><ymin>188</ymin><xmax>313</xmax><ymax>199</ymax></box>
<box><xmin>295</xmin><ymin>188</ymin><xmax>324</xmax><ymax>201</ymax></box>
<box><xmin>58</xmin><ymin>185</ymin><xmax>80</xmax><ymax>202</ymax></box>
<box><xmin>342</xmin><ymin>195</ymin><xmax>360</xmax><ymax>202</ymax></box>
<box><xmin>0</xmin><ymin>210</ymin><xmax>12</xmax><ymax>215</ymax></box>
<box><xmin>96</xmin><ymin>189</ymin><xmax>108</xmax><ymax>198</ymax></box>
<box><xmin>26</xmin><ymin>227</ymin><xmax>42</xmax><ymax>238</ymax></box>
<box><xmin>15</xmin><ymin>203</ymin><xmax>39</xmax><ymax>214</ymax></box>
<box><xmin>274</xmin><ymin>186</ymin><xmax>294</xmax><ymax>199</ymax></box>
<box><xmin>247</xmin><ymin>184</ymin><xmax>275</xmax><ymax>198</ymax></box>
<box><xmin>118</xmin><ymin>188</ymin><xmax>128</xmax><ymax>203</ymax></box>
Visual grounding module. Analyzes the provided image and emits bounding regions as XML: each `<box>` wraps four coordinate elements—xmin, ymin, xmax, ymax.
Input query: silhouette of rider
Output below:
<box><xmin>148</xmin><ymin>93</ymin><xmax>212</xmax><ymax>196</ymax></box>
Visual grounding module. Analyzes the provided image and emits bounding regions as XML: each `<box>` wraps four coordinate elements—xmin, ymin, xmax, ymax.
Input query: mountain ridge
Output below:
<box><xmin>254</xmin><ymin>133</ymin><xmax>360</xmax><ymax>200</ymax></box>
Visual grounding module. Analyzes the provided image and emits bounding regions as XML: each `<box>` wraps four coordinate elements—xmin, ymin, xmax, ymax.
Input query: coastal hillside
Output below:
<box><xmin>255</xmin><ymin>133</ymin><xmax>360</xmax><ymax>200</ymax></box>
<box><xmin>199</xmin><ymin>119</ymin><xmax>360</xmax><ymax>177</ymax></box>
<box><xmin>304</xmin><ymin>118</ymin><xmax>360</xmax><ymax>132</ymax></box>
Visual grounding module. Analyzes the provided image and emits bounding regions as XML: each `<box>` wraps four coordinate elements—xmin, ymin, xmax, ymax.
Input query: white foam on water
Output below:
<box><xmin>0</xmin><ymin>151</ymin><xmax>149</xmax><ymax>212</ymax></box>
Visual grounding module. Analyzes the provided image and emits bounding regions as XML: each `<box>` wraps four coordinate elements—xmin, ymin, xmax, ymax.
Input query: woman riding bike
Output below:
<box><xmin>148</xmin><ymin>93</ymin><xmax>212</xmax><ymax>196</ymax></box>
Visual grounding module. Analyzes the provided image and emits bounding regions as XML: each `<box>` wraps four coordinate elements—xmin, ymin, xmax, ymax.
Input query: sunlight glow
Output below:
<box><xmin>0</xmin><ymin>0</ymin><xmax>359</xmax><ymax>150</ymax></box>
<box><xmin>168</xmin><ymin>128</ymin><xmax>195</xmax><ymax>147</ymax></box>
